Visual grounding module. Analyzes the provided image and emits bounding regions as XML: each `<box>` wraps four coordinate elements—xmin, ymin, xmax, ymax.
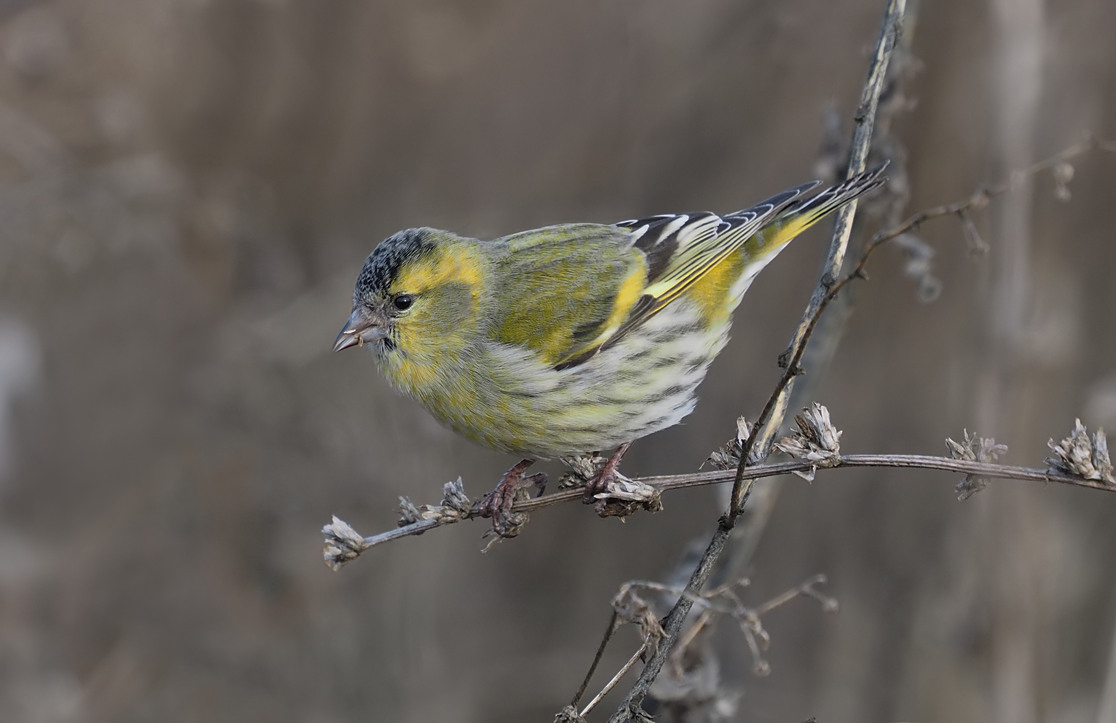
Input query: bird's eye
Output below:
<box><xmin>392</xmin><ymin>294</ymin><xmax>414</xmax><ymax>311</ymax></box>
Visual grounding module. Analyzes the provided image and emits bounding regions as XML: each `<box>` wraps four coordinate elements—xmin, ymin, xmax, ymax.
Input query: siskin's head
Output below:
<box><xmin>333</xmin><ymin>228</ymin><xmax>487</xmax><ymax>372</ymax></box>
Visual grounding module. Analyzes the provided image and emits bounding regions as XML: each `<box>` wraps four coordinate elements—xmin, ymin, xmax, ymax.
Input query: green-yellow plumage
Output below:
<box><xmin>335</xmin><ymin>166</ymin><xmax>886</xmax><ymax>461</ymax></box>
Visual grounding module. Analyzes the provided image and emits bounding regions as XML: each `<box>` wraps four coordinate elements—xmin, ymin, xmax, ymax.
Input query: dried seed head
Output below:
<box><xmin>398</xmin><ymin>496</ymin><xmax>422</xmax><ymax>525</ymax></box>
<box><xmin>442</xmin><ymin>477</ymin><xmax>471</xmax><ymax>514</ymax></box>
<box><xmin>612</xmin><ymin>585</ymin><xmax>666</xmax><ymax>658</ymax></box>
<box><xmin>705</xmin><ymin>417</ymin><xmax>752</xmax><ymax>471</ymax></box>
<box><xmin>775</xmin><ymin>403</ymin><xmax>842</xmax><ymax>478</ymax></box>
<box><xmin>946</xmin><ymin>430</ymin><xmax>1007</xmax><ymax>500</ymax></box>
<box><xmin>946</xmin><ymin>430</ymin><xmax>1008</xmax><ymax>463</ymax></box>
<box><xmin>398</xmin><ymin>481</ymin><xmax>474</xmax><ymax>527</ymax></box>
<box><xmin>592</xmin><ymin>476</ymin><xmax>664</xmax><ymax>519</ymax></box>
<box><xmin>1046</xmin><ymin>419</ymin><xmax>1115</xmax><ymax>484</ymax></box>
<box><xmin>560</xmin><ymin>453</ymin><xmax>608</xmax><ymax>485</ymax></box>
<box><xmin>321</xmin><ymin>516</ymin><xmax>367</xmax><ymax>571</ymax></box>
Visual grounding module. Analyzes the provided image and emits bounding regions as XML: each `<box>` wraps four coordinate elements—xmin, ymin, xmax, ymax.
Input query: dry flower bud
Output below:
<box><xmin>594</xmin><ymin>474</ymin><xmax>664</xmax><ymax>519</ymax></box>
<box><xmin>560</xmin><ymin>453</ymin><xmax>608</xmax><ymax>486</ymax></box>
<box><xmin>612</xmin><ymin>585</ymin><xmax>666</xmax><ymax>658</ymax></box>
<box><xmin>321</xmin><ymin>516</ymin><xmax>368</xmax><ymax>571</ymax></box>
<box><xmin>442</xmin><ymin>477</ymin><xmax>471</xmax><ymax>513</ymax></box>
<box><xmin>705</xmin><ymin>417</ymin><xmax>752</xmax><ymax>471</ymax></box>
<box><xmin>398</xmin><ymin>483</ymin><xmax>475</xmax><ymax>527</ymax></box>
<box><xmin>398</xmin><ymin>496</ymin><xmax>422</xmax><ymax>525</ymax></box>
<box><xmin>593</xmin><ymin>475</ymin><xmax>658</xmax><ymax>504</ymax></box>
<box><xmin>1046</xmin><ymin>419</ymin><xmax>1115</xmax><ymax>484</ymax></box>
<box><xmin>775</xmin><ymin>403</ymin><xmax>842</xmax><ymax>478</ymax></box>
<box><xmin>946</xmin><ymin>430</ymin><xmax>1007</xmax><ymax>463</ymax></box>
<box><xmin>946</xmin><ymin>430</ymin><xmax>1007</xmax><ymax>500</ymax></box>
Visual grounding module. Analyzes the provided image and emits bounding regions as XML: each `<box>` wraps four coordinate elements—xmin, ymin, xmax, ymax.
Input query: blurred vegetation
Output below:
<box><xmin>1</xmin><ymin>1</ymin><xmax>1115</xmax><ymax>721</ymax></box>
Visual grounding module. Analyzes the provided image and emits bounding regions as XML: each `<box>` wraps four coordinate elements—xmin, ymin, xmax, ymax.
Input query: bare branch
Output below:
<box><xmin>573</xmin><ymin>573</ymin><xmax>838</xmax><ymax>712</ymax></box>
<box><xmin>727</xmin><ymin>0</ymin><xmax>907</xmax><ymax>502</ymax></box>
<box><xmin>569</xmin><ymin>612</ymin><xmax>621</xmax><ymax>712</ymax></box>
<box><xmin>741</xmin><ymin>138</ymin><xmax>1116</xmax><ymax>472</ymax></box>
<box><xmin>607</xmin><ymin>2</ymin><xmax>909</xmax><ymax>719</ymax></box>
<box><xmin>873</xmin><ymin>135</ymin><xmax>1114</xmax><ymax>247</ymax></box>
<box><xmin>323</xmin><ymin>448</ymin><xmax>1114</xmax><ymax>569</ymax></box>
<box><xmin>578</xmin><ymin>644</ymin><xmax>649</xmax><ymax>719</ymax></box>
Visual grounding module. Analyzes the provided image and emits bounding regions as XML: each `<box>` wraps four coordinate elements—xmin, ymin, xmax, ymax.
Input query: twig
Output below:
<box><xmin>586</xmin><ymin>573</ymin><xmax>836</xmax><ymax>700</ymax></box>
<box><xmin>616</xmin><ymin>576</ymin><xmax>831</xmax><ymax>621</ymax></box>
<box><xmin>753</xmin><ymin>574</ymin><xmax>837</xmax><ymax>616</ymax></box>
<box><xmin>604</xmin><ymin>2</ymin><xmax>908</xmax><ymax>719</ymax></box>
<box><xmin>570</xmin><ymin>612</ymin><xmax>621</xmax><ymax>710</ymax></box>
<box><xmin>873</xmin><ymin>134</ymin><xmax>1114</xmax><ymax>246</ymax></box>
<box><xmin>697</xmin><ymin>0</ymin><xmax>922</xmax><ymax>649</ymax></box>
<box><xmin>781</xmin><ymin>136</ymin><xmax>1116</xmax><ymax>383</ymax></box>
<box><xmin>323</xmin><ymin>452</ymin><xmax>1113</xmax><ymax>567</ymax></box>
<box><xmin>579</xmin><ymin>643</ymin><xmax>649</xmax><ymax>718</ymax></box>
<box><xmin>728</xmin><ymin>0</ymin><xmax>908</xmax><ymax>511</ymax></box>
<box><xmin>1098</xmin><ymin>600</ymin><xmax>1116</xmax><ymax>723</ymax></box>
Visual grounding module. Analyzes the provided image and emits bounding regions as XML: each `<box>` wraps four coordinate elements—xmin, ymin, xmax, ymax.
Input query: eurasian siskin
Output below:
<box><xmin>335</xmin><ymin>166</ymin><xmax>885</xmax><ymax>531</ymax></box>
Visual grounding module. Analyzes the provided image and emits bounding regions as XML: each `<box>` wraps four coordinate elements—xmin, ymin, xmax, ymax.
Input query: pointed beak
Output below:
<box><xmin>333</xmin><ymin>308</ymin><xmax>388</xmax><ymax>352</ymax></box>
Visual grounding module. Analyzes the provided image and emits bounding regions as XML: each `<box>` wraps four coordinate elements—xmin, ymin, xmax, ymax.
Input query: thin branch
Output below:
<box><xmin>609</xmin><ymin>574</ymin><xmax>836</xmax><ymax>680</ymax></box>
<box><xmin>782</xmin><ymin>136</ymin><xmax>1116</xmax><ymax>384</ymax></box>
<box><xmin>872</xmin><ymin>134</ymin><xmax>1114</xmax><ymax>246</ymax></box>
<box><xmin>1098</xmin><ymin>604</ymin><xmax>1116</xmax><ymax>723</ymax></box>
<box><xmin>323</xmin><ymin>452</ymin><xmax>1113</xmax><ymax>567</ymax></box>
<box><xmin>579</xmin><ymin>643</ymin><xmax>649</xmax><ymax>718</ymax></box>
<box><xmin>605</xmin><ymin>2</ymin><xmax>908</xmax><ymax>719</ymax></box>
<box><xmin>728</xmin><ymin>0</ymin><xmax>907</xmax><ymax>514</ymax></box>
<box><xmin>698</xmin><ymin>0</ymin><xmax>922</xmax><ymax>636</ymax></box>
<box><xmin>570</xmin><ymin>612</ymin><xmax>621</xmax><ymax>710</ymax></box>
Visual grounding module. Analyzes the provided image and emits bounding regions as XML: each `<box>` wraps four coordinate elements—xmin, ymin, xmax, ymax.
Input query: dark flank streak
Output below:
<box><xmin>659</xmin><ymin>385</ymin><xmax>688</xmax><ymax>399</ymax></box>
<box><xmin>597</xmin><ymin>394</ymin><xmax>667</xmax><ymax>411</ymax></box>
<box><xmin>650</xmin><ymin>356</ymin><xmax>682</xmax><ymax>370</ymax></box>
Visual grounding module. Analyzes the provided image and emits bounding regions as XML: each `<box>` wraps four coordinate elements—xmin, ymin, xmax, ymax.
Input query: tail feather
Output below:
<box><xmin>759</xmin><ymin>162</ymin><xmax>889</xmax><ymax>248</ymax></box>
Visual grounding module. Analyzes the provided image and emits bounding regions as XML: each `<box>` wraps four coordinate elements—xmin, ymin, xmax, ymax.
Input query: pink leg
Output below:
<box><xmin>479</xmin><ymin>459</ymin><xmax>538</xmax><ymax>537</ymax></box>
<box><xmin>584</xmin><ymin>442</ymin><xmax>632</xmax><ymax>498</ymax></box>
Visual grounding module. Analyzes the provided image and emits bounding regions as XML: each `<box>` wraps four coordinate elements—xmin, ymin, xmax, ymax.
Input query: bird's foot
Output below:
<box><xmin>477</xmin><ymin>459</ymin><xmax>546</xmax><ymax>539</ymax></box>
<box><xmin>562</xmin><ymin>443</ymin><xmax>662</xmax><ymax>518</ymax></box>
<box><xmin>583</xmin><ymin>442</ymin><xmax>633</xmax><ymax>500</ymax></box>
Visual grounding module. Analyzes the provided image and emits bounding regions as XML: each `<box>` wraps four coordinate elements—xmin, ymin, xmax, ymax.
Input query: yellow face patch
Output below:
<box><xmin>390</xmin><ymin>244</ymin><xmax>484</xmax><ymax>300</ymax></box>
<box><xmin>378</xmin><ymin>241</ymin><xmax>488</xmax><ymax>394</ymax></box>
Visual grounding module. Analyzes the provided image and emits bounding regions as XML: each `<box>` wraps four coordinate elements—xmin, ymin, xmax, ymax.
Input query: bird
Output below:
<box><xmin>334</xmin><ymin>165</ymin><xmax>886</xmax><ymax>535</ymax></box>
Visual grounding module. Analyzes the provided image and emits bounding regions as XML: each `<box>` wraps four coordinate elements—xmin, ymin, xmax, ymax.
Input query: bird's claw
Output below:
<box><xmin>582</xmin><ymin>442</ymin><xmax>633</xmax><ymax>504</ymax></box>
<box><xmin>477</xmin><ymin>461</ymin><xmax>545</xmax><ymax>539</ymax></box>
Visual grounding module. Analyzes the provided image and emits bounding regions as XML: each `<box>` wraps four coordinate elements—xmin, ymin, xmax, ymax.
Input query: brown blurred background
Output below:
<box><xmin>1</xmin><ymin>0</ymin><xmax>1115</xmax><ymax>721</ymax></box>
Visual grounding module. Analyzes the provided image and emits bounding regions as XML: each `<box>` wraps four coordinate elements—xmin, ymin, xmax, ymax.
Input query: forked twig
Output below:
<box><xmin>569</xmin><ymin>573</ymin><xmax>839</xmax><ymax>716</ymax></box>
<box><xmin>605</xmin><ymin>3</ymin><xmax>908</xmax><ymax>719</ymax></box>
